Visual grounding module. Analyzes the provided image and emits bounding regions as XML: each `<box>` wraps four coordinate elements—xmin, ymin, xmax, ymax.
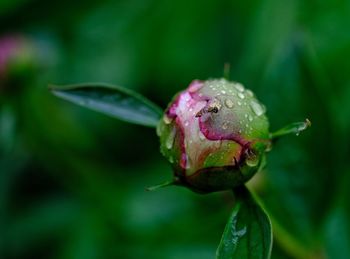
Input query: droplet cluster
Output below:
<box><xmin>198</xmin><ymin>79</ymin><xmax>267</xmax><ymax>136</ymax></box>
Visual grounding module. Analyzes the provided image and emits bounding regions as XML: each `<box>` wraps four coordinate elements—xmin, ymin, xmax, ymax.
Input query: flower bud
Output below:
<box><xmin>0</xmin><ymin>34</ymin><xmax>38</xmax><ymax>96</ymax></box>
<box><xmin>157</xmin><ymin>79</ymin><xmax>270</xmax><ymax>193</ymax></box>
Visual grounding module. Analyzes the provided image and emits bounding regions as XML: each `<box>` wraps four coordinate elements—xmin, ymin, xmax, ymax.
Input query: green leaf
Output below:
<box><xmin>216</xmin><ymin>186</ymin><xmax>272</xmax><ymax>259</ymax></box>
<box><xmin>50</xmin><ymin>83</ymin><xmax>163</xmax><ymax>127</ymax></box>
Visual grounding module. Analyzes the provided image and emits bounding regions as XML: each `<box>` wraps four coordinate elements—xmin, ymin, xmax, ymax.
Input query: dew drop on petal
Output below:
<box><xmin>166</xmin><ymin>128</ymin><xmax>176</xmax><ymax>149</ymax></box>
<box><xmin>250</xmin><ymin>100</ymin><xmax>265</xmax><ymax>116</ymax></box>
<box><xmin>245</xmin><ymin>89</ymin><xmax>254</xmax><ymax>97</ymax></box>
<box><xmin>265</xmin><ymin>142</ymin><xmax>272</xmax><ymax>152</ymax></box>
<box><xmin>185</xmin><ymin>155</ymin><xmax>191</xmax><ymax>169</ymax></box>
<box><xmin>225</xmin><ymin>99</ymin><xmax>234</xmax><ymax>108</ymax></box>
<box><xmin>163</xmin><ymin>115</ymin><xmax>172</xmax><ymax>125</ymax></box>
<box><xmin>238</xmin><ymin>92</ymin><xmax>245</xmax><ymax>99</ymax></box>
<box><xmin>234</xmin><ymin>83</ymin><xmax>245</xmax><ymax>92</ymax></box>
<box><xmin>246</xmin><ymin>151</ymin><xmax>259</xmax><ymax>167</ymax></box>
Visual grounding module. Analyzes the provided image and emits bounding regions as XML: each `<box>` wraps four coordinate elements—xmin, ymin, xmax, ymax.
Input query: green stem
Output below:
<box><xmin>269</xmin><ymin>119</ymin><xmax>311</xmax><ymax>140</ymax></box>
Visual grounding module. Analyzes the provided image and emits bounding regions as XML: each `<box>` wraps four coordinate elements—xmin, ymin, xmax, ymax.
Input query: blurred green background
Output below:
<box><xmin>1</xmin><ymin>0</ymin><xmax>350</xmax><ymax>258</ymax></box>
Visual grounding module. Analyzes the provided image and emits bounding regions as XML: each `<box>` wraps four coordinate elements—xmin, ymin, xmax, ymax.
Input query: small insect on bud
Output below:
<box><xmin>157</xmin><ymin>79</ymin><xmax>271</xmax><ymax>193</ymax></box>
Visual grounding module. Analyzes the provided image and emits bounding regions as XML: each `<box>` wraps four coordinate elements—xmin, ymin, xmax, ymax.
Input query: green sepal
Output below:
<box><xmin>145</xmin><ymin>179</ymin><xmax>178</xmax><ymax>191</ymax></box>
<box><xmin>269</xmin><ymin>119</ymin><xmax>311</xmax><ymax>139</ymax></box>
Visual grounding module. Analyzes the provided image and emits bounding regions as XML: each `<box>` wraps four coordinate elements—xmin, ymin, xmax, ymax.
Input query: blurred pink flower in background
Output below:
<box><xmin>0</xmin><ymin>35</ymin><xmax>29</xmax><ymax>77</ymax></box>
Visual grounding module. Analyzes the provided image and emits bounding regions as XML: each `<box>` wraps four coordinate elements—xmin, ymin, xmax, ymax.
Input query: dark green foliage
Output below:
<box><xmin>1</xmin><ymin>0</ymin><xmax>350</xmax><ymax>258</ymax></box>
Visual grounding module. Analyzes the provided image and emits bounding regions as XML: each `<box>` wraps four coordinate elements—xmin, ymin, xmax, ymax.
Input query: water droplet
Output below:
<box><xmin>166</xmin><ymin>128</ymin><xmax>176</xmax><ymax>149</ymax></box>
<box><xmin>221</xmin><ymin>90</ymin><xmax>226</xmax><ymax>94</ymax></box>
<box><xmin>238</xmin><ymin>92</ymin><xmax>245</xmax><ymax>99</ymax></box>
<box><xmin>189</xmin><ymin>107</ymin><xmax>193</xmax><ymax>112</ymax></box>
<box><xmin>225</xmin><ymin>99</ymin><xmax>234</xmax><ymax>108</ymax></box>
<box><xmin>244</xmin><ymin>114</ymin><xmax>248</xmax><ymax>118</ymax></box>
<box><xmin>245</xmin><ymin>89</ymin><xmax>254</xmax><ymax>97</ymax></box>
<box><xmin>163</xmin><ymin>115</ymin><xmax>172</xmax><ymax>124</ymax></box>
<box><xmin>265</xmin><ymin>142</ymin><xmax>272</xmax><ymax>152</ymax></box>
<box><xmin>185</xmin><ymin>155</ymin><xmax>191</xmax><ymax>169</ymax></box>
<box><xmin>234</xmin><ymin>83</ymin><xmax>245</xmax><ymax>92</ymax></box>
<box><xmin>246</xmin><ymin>150</ymin><xmax>259</xmax><ymax>167</ymax></box>
<box><xmin>248</xmin><ymin>115</ymin><xmax>253</xmax><ymax>121</ymax></box>
<box><xmin>250</xmin><ymin>100</ymin><xmax>265</xmax><ymax>116</ymax></box>
<box><xmin>233</xmin><ymin>226</ymin><xmax>247</xmax><ymax>240</ymax></box>
<box><xmin>237</xmin><ymin>101</ymin><xmax>242</xmax><ymax>106</ymax></box>
<box><xmin>296</xmin><ymin>121</ymin><xmax>310</xmax><ymax>136</ymax></box>
<box><xmin>223</xmin><ymin>220</ymin><xmax>247</xmax><ymax>248</ymax></box>
<box><xmin>184</xmin><ymin>120</ymin><xmax>189</xmax><ymax>127</ymax></box>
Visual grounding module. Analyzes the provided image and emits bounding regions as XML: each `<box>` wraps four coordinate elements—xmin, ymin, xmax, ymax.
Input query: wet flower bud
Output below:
<box><xmin>157</xmin><ymin>79</ymin><xmax>271</xmax><ymax>193</ymax></box>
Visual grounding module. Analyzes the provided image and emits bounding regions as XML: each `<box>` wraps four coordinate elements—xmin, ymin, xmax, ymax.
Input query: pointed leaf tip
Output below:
<box><xmin>50</xmin><ymin>83</ymin><xmax>163</xmax><ymax>127</ymax></box>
